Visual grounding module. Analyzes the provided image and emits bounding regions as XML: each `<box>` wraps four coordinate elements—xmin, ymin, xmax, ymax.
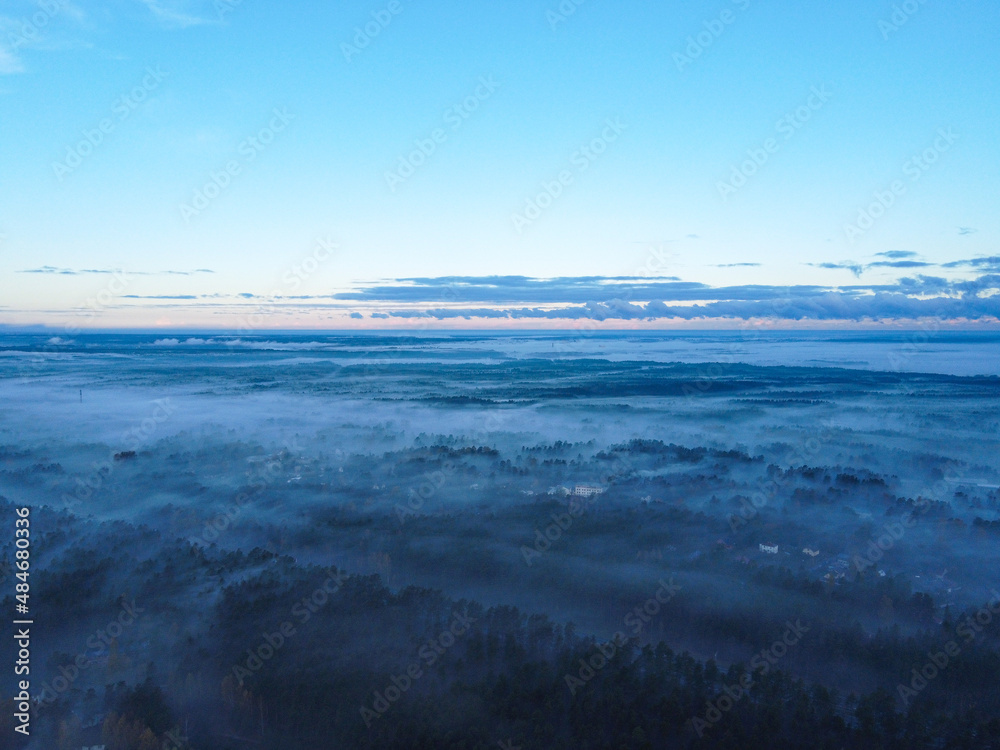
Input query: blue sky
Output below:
<box><xmin>1</xmin><ymin>0</ymin><xmax>998</xmax><ymax>329</ymax></box>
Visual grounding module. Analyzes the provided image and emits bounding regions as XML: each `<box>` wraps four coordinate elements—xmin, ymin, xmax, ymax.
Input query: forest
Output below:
<box><xmin>0</xmin><ymin>332</ymin><xmax>998</xmax><ymax>748</ymax></box>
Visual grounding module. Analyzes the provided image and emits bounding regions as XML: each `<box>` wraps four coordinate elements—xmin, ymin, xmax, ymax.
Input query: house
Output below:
<box><xmin>77</xmin><ymin>723</ymin><xmax>106</xmax><ymax>749</ymax></box>
<box><xmin>759</xmin><ymin>543</ymin><xmax>779</xmax><ymax>554</ymax></box>
<box><xmin>573</xmin><ymin>484</ymin><xmax>604</xmax><ymax>497</ymax></box>
<box><xmin>802</xmin><ymin>548</ymin><xmax>820</xmax><ymax>557</ymax></box>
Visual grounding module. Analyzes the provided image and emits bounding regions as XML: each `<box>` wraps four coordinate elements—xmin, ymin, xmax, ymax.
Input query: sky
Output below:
<box><xmin>1</xmin><ymin>0</ymin><xmax>998</xmax><ymax>330</ymax></box>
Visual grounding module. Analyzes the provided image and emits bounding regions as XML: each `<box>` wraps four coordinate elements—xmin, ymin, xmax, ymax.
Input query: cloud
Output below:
<box><xmin>333</xmin><ymin>276</ymin><xmax>805</xmax><ymax>306</ymax></box>
<box><xmin>958</xmin><ymin>227</ymin><xmax>978</xmax><ymax>236</ymax></box>
<box><xmin>0</xmin><ymin>44</ymin><xmax>23</xmax><ymax>75</ymax></box>
<box><xmin>333</xmin><ymin>272</ymin><xmax>1000</xmax><ymax>323</ymax></box>
<box><xmin>714</xmin><ymin>263</ymin><xmax>761</xmax><ymax>268</ymax></box>
<box><xmin>0</xmin><ymin>2</ymin><xmax>89</xmax><ymax>69</ymax></box>
<box><xmin>398</xmin><ymin>294</ymin><xmax>1000</xmax><ymax>322</ymax></box>
<box><xmin>866</xmin><ymin>260</ymin><xmax>933</xmax><ymax>269</ymax></box>
<box><xmin>136</xmin><ymin>0</ymin><xmax>219</xmax><ymax>28</ymax></box>
<box><xmin>19</xmin><ymin>266</ymin><xmax>214</xmax><ymax>276</ymax></box>
<box><xmin>18</xmin><ymin>266</ymin><xmax>88</xmax><ymax>275</ymax></box>
<box><xmin>153</xmin><ymin>337</ymin><xmax>219</xmax><ymax>346</ymax></box>
<box><xmin>942</xmin><ymin>256</ymin><xmax>1000</xmax><ymax>272</ymax></box>
<box><xmin>21</xmin><ymin>269</ymin><xmax>998</xmax><ymax>327</ymax></box>
<box><xmin>875</xmin><ymin>251</ymin><xmax>918</xmax><ymax>260</ymax></box>
<box><xmin>389</xmin><ymin>308</ymin><xmax>513</xmax><ymax>320</ymax></box>
<box><xmin>891</xmin><ymin>274</ymin><xmax>951</xmax><ymax>293</ymax></box>
<box><xmin>808</xmin><ymin>261</ymin><xmax>864</xmax><ymax>277</ymax></box>
<box><xmin>810</xmin><ymin>255</ymin><xmax>931</xmax><ymax>274</ymax></box>
<box><xmin>121</xmin><ymin>295</ymin><xmax>198</xmax><ymax>300</ymax></box>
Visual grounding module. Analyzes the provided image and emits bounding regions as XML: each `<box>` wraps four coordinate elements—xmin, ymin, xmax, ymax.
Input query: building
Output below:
<box><xmin>759</xmin><ymin>543</ymin><xmax>779</xmax><ymax>554</ymax></box>
<box><xmin>573</xmin><ymin>484</ymin><xmax>604</xmax><ymax>497</ymax></box>
<box><xmin>76</xmin><ymin>723</ymin><xmax>105</xmax><ymax>749</ymax></box>
<box><xmin>803</xmin><ymin>548</ymin><xmax>820</xmax><ymax>557</ymax></box>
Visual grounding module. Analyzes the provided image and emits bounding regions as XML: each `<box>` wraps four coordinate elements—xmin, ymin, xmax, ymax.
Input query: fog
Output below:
<box><xmin>2</xmin><ymin>332</ymin><xmax>999</xmax><ymax>748</ymax></box>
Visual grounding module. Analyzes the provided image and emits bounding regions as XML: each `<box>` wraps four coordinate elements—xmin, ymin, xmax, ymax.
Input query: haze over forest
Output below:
<box><xmin>3</xmin><ymin>0</ymin><xmax>1000</xmax><ymax>747</ymax></box>
<box><xmin>1</xmin><ymin>332</ymin><xmax>999</xmax><ymax>748</ymax></box>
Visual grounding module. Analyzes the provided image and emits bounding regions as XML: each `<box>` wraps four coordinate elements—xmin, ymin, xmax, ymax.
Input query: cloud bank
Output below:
<box><xmin>335</xmin><ymin>269</ymin><xmax>1000</xmax><ymax>322</ymax></box>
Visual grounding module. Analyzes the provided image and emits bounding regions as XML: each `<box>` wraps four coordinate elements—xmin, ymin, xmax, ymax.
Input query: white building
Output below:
<box><xmin>573</xmin><ymin>484</ymin><xmax>604</xmax><ymax>497</ymax></box>
<box><xmin>759</xmin><ymin>543</ymin><xmax>779</xmax><ymax>554</ymax></box>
